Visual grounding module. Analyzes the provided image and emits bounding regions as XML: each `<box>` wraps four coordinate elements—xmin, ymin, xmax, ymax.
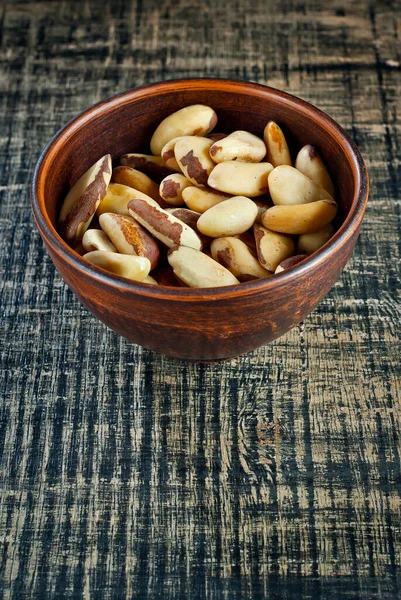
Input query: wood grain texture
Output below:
<box><xmin>0</xmin><ymin>0</ymin><xmax>400</xmax><ymax>598</ymax></box>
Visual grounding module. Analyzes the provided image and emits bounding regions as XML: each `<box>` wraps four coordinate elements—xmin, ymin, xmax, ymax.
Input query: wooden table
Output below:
<box><xmin>1</xmin><ymin>0</ymin><xmax>400</xmax><ymax>597</ymax></box>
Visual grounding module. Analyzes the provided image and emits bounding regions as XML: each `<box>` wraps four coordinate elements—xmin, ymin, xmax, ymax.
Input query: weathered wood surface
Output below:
<box><xmin>0</xmin><ymin>0</ymin><xmax>400</xmax><ymax>598</ymax></box>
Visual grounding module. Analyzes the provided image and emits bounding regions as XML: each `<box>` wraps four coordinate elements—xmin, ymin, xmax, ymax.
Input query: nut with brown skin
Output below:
<box><xmin>268</xmin><ymin>165</ymin><xmax>334</xmax><ymax>206</ymax></box>
<box><xmin>167</xmin><ymin>246</ymin><xmax>239</xmax><ymax>288</ymax></box>
<box><xmin>83</xmin><ymin>251</ymin><xmax>151</xmax><ymax>282</ymax></box>
<box><xmin>263</xmin><ymin>121</ymin><xmax>292</xmax><ymax>167</ymax></box>
<box><xmin>253</xmin><ymin>223</ymin><xmax>295</xmax><ymax>272</ymax></box>
<box><xmin>150</xmin><ymin>104</ymin><xmax>218</xmax><ymax>155</ymax></box>
<box><xmin>209</xmin><ymin>130</ymin><xmax>266</xmax><ymax>163</ymax></box>
<box><xmin>159</xmin><ymin>173</ymin><xmax>192</xmax><ymax>206</ymax></box>
<box><xmin>161</xmin><ymin>137</ymin><xmax>183</xmax><ymax>172</ymax></box>
<box><xmin>151</xmin><ymin>266</ymin><xmax>181</xmax><ymax>287</ymax></box>
<box><xmin>111</xmin><ymin>166</ymin><xmax>164</xmax><ymax>204</ymax></box>
<box><xmin>165</xmin><ymin>207</ymin><xmax>201</xmax><ymax>225</ymax></box>
<box><xmin>260</xmin><ymin>199</ymin><xmax>338</xmax><ymax>235</ymax></box>
<box><xmin>166</xmin><ymin>207</ymin><xmax>213</xmax><ymax>248</ymax></box>
<box><xmin>99</xmin><ymin>213</ymin><xmax>160</xmax><ymax>269</ymax></box>
<box><xmin>275</xmin><ymin>254</ymin><xmax>308</xmax><ymax>274</ymax></box>
<box><xmin>208</xmin><ymin>161</ymin><xmax>273</xmax><ymax>197</ymax></box>
<box><xmin>295</xmin><ymin>145</ymin><xmax>336</xmax><ymax>198</ymax></box>
<box><xmin>59</xmin><ymin>154</ymin><xmax>112</xmax><ymax>245</ymax></box>
<box><xmin>211</xmin><ymin>236</ymin><xmax>271</xmax><ymax>281</ymax></box>
<box><xmin>174</xmin><ymin>136</ymin><xmax>215</xmax><ymax>187</ymax></box>
<box><xmin>127</xmin><ymin>196</ymin><xmax>203</xmax><ymax>250</ymax></box>
<box><xmin>120</xmin><ymin>153</ymin><xmax>177</xmax><ymax>180</ymax></box>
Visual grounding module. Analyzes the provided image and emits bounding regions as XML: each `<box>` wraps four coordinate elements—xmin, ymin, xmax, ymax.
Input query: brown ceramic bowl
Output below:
<box><xmin>31</xmin><ymin>79</ymin><xmax>368</xmax><ymax>361</ymax></box>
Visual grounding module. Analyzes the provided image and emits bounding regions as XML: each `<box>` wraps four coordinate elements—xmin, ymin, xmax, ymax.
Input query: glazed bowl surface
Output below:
<box><xmin>31</xmin><ymin>79</ymin><xmax>369</xmax><ymax>360</ymax></box>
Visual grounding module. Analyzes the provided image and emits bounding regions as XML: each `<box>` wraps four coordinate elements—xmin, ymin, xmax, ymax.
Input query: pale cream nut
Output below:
<box><xmin>268</xmin><ymin>165</ymin><xmax>333</xmax><ymax>206</ymax></box>
<box><xmin>208</xmin><ymin>161</ymin><xmax>273</xmax><ymax>197</ymax></box>
<box><xmin>263</xmin><ymin>121</ymin><xmax>292</xmax><ymax>167</ymax></box>
<box><xmin>197</xmin><ymin>197</ymin><xmax>258</xmax><ymax>237</ymax></box>
<box><xmin>142</xmin><ymin>275</ymin><xmax>159</xmax><ymax>285</ymax></box>
<box><xmin>253</xmin><ymin>224</ymin><xmax>295</xmax><ymax>272</ymax></box>
<box><xmin>82</xmin><ymin>228</ymin><xmax>117</xmax><ymax>253</ymax></box>
<box><xmin>295</xmin><ymin>145</ymin><xmax>335</xmax><ymax>198</ymax></box>
<box><xmin>261</xmin><ymin>199</ymin><xmax>338</xmax><ymax>235</ymax></box>
<box><xmin>167</xmin><ymin>246</ymin><xmax>239</xmax><ymax>288</ymax></box>
<box><xmin>296</xmin><ymin>224</ymin><xmax>335</xmax><ymax>255</ymax></box>
<box><xmin>182</xmin><ymin>185</ymin><xmax>230</xmax><ymax>213</ymax></box>
<box><xmin>96</xmin><ymin>183</ymin><xmax>158</xmax><ymax>217</ymax></box>
<box><xmin>150</xmin><ymin>104</ymin><xmax>217</xmax><ymax>155</ymax></box>
<box><xmin>83</xmin><ymin>251</ymin><xmax>151</xmax><ymax>281</ymax></box>
<box><xmin>111</xmin><ymin>166</ymin><xmax>163</xmax><ymax>203</ymax></box>
<box><xmin>210</xmin><ymin>130</ymin><xmax>266</xmax><ymax>163</ymax></box>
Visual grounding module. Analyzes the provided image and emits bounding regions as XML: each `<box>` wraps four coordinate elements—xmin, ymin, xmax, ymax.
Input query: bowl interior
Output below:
<box><xmin>38</xmin><ymin>80</ymin><xmax>358</xmax><ymax>234</ymax></box>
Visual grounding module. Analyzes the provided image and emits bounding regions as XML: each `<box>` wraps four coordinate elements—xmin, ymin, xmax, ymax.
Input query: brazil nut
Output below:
<box><xmin>182</xmin><ymin>186</ymin><xmax>230</xmax><ymax>213</ymax></box>
<box><xmin>208</xmin><ymin>161</ymin><xmax>273</xmax><ymax>197</ymax></box>
<box><xmin>168</xmin><ymin>245</ymin><xmax>239</xmax><ymax>288</ymax></box>
<box><xmin>59</xmin><ymin>154</ymin><xmax>112</xmax><ymax>245</ymax></box>
<box><xmin>210</xmin><ymin>130</ymin><xmax>266</xmax><ymax>163</ymax></box>
<box><xmin>83</xmin><ymin>251</ymin><xmax>151</xmax><ymax>281</ymax></box>
<box><xmin>197</xmin><ymin>197</ymin><xmax>258</xmax><ymax>237</ymax></box>
<box><xmin>296</xmin><ymin>224</ymin><xmax>335</xmax><ymax>255</ymax></box>
<box><xmin>150</xmin><ymin>104</ymin><xmax>217</xmax><ymax>155</ymax></box>
<box><xmin>253</xmin><ymin>224</ymin><xmax>295</xmax><ymax>272</ymax></box>
<box><xmin>127</xmin><ymin>197</ymin><xmax>203</xmax><ymax>250</ymax></box>
<box><xmin>159</xmin><ymin>173</ymin><xmax>192</xmax><ymax>206</ymax></box>
<box><xmin>268</xmin><ymin>165</ymin><xmax>333</xmax><ymax>206</ymax></box>
<box><xmin>120</xmin><ymin>153</ymin><xmax>176</xmax><ymax>179</ymax></box>
<box><xmin>111</xmin><ymin>166</ymin><xmax>163</xmax><ymax>203</ymax></box>
<box><xmin>99</xmin><ymin>213</ymin><xmax>160</xmax><ymax>269</ymax></box>
<box><xmin>264</xmin><ymin>121</ymin><xmax>292</xmax><ymax>167</ymax></box>
<box><xmin>211</xmin><ymin>236</ymin><xmax>271</xmax><ymax>281</ymax></box>
<box><xmin>295</xmin><ymin>145</ymin><xmax>335</xmax><ymax>198</ymax></box>
<box><xmin>82</xmin><ymin>228</ymin><xmax>117</xmax><ymax>253</ymax></box>
<box><xmin>261</xmin><ymin>199</ymin><xmax>338</xmax><ymax>235</ymax></box>
<box><xmin>174</xmin><ymin>136</ymin><xmax>215</xmax><ymax>186</ymax></box>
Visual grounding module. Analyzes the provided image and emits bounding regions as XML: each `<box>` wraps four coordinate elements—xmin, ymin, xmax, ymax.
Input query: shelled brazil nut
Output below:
<box><xmin>58</xmin><ymin>104</ymin><xmax>338</xmax><ymax>287</ymax></box>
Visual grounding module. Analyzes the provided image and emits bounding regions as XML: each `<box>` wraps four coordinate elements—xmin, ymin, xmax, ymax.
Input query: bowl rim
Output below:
<box><xmin>31</xmin><ymin>77</ymin><xmax>369</xmax><ymax>301</ymax></box>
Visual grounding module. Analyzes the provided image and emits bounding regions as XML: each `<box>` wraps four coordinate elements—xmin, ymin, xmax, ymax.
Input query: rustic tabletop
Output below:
<box><xmin>1</xmin><ymin>0</ymin><xmax>400</xmax><ymax>598</ymax></box>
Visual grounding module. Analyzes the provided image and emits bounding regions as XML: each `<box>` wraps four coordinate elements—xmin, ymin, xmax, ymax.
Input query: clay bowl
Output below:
<box><xmin>31</xmin><ymin>79</ymin><xmax>369</xmax><ymax>361</ymax></box>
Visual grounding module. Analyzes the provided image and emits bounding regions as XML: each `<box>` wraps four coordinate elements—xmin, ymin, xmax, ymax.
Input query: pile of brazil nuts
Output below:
<box><xmin>58</xmin><ymin>104</ymin><xmax>338</xmax><ymax>288</ymax></box>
